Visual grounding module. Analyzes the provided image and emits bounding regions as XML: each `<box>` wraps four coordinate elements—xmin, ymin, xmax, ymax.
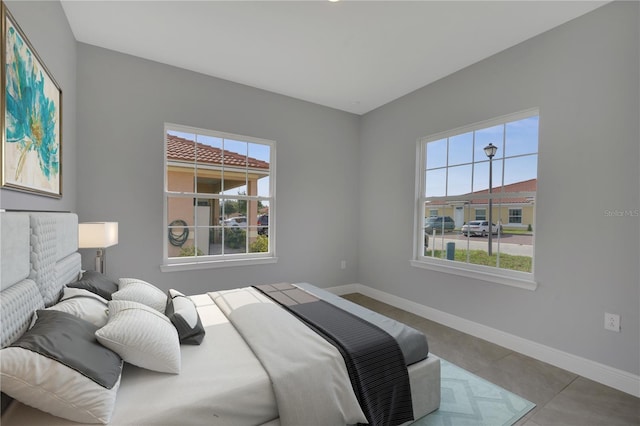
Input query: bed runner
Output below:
<box><xmin>254</xmin><ymin>283</ymin><xmax>414</xmax><ymax>426</ymax></box>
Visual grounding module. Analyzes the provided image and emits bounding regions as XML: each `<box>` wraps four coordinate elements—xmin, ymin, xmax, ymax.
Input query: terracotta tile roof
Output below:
<box><xmin>429</xmin><ymin>179</ymin><xmax>536</xmax><ymax>207</ymax></box>
<box><xmin>167</xmin><ymin>134</ymin><xmax>270</xmax><ymax>169</ymax></box>
<box><xmin>469</xmin><ymin>178</ymin><xmax>536</xmax><ymax>204</ymax></box>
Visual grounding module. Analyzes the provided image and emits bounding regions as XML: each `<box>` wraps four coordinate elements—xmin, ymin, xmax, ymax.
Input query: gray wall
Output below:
<box><xmin>76</xmin><ymin>44</ymin><xmax>361</xmax><ymax>294</ymax></box>
<box><xmin>4</xmin><ymin>0</ymin><xmax>637</xmax><ymax>379</ymax></box>
<box><xmin>0</xmin><ymin>1</ymin><xmax>76</xmax><ymax>212</ymax></box>
<box><xmin>358</xmin><ymin>1</ymin><xmax>639</xmax><ymax>375</ymax></box>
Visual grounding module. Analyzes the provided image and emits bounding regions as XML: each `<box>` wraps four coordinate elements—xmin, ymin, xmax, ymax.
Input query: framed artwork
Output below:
<box><xmin>1</xmin><ymin>2</ymin><xmax>62</xmax><ymax>198</ymax></box>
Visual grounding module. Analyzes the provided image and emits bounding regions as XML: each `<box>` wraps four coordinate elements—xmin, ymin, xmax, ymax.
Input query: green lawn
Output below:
<box><xmin>426</xmin><ymin>248</ymin><xmax>532</xmax><ymax>272</ymax></box>
<box><xmin>500</xmin><ymin>229</ymin><xmax>533</xmax><ymax>235</ymax></box>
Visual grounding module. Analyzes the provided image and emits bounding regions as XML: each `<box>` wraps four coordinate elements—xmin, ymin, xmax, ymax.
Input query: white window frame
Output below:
<box><xmin>475</xmin><ymin>208</ymin><xmax>487</xmax><ymax>221</ymax></box>
<box><xmin>508</xmin><ymin>208</ymin><xmax>523</xmax><ymax>224</ymax></box>
<box><xmin>161</xmin><ymin>123</ymin><xmax>277</xmax><ymax>271</ymax></box>
<box><xmin>411</xmin><ymin>109</ymin><xmax>538</xmax><ymax>290</ymax></box>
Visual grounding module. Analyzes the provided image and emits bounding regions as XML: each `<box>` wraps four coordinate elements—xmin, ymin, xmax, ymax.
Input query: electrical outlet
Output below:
<box><xmin>340</xmin><ymin>260</ymin><xmax>347</xmax><ymax>270</ymax></box>
<box><xmin>604</xmin><ymin>313</ymin><xmax>621</xmax><ymax>332</ymax></box>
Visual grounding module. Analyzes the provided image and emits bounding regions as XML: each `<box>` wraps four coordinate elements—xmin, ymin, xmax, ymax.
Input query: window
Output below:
<box><xmin>429</xmin><ymin>209</ymin><xmax>438</xmax><ymax>217</ymax></box>
<box><xmin>508</xmin><ymin>208</ymin><xmax>523</xmax><ymax>224</ymax></box>
<box><xmin>162</xmin><ymin>123</ymin><xmax>276</xmax><ymax>271</ymax></box>
<box><xmin>413</xmin><ymin>110</ymin><xmax>538</xmax><ymax>289</ymax></box>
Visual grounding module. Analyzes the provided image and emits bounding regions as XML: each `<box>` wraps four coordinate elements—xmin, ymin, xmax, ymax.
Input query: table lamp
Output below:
<box><xmin>78</xmin><ymin>222</ymin><xmax>118</xmax><ymax>273</ymax></box>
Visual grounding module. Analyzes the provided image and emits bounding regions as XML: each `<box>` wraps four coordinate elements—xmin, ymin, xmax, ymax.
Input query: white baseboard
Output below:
<box><xmin>327</xmin><ymin>283</ymin><xmax>640</xmax><ymax>398</ymax></box>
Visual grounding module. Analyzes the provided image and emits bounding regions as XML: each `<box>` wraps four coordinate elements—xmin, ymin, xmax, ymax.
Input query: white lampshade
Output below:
<box><xmin>78</xmin><ymin>222</ymin><xmax>119</xmax><ymax>248</ymax></box>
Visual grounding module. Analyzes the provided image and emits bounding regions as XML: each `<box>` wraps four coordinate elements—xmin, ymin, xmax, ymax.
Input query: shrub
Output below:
<box><xmin>250</xmin><ymin>235</ymin><xmax>269</xmax><ymax>253</ymax></box>
<box><xmin>224</xmin><ymin>228</ymin><xmax>246</xmax><ymax>249</ymax></box>
<box><xmin>179</xmin><ymin>245</ymin><xmax>203</xmax><ymax>257</ymax></box>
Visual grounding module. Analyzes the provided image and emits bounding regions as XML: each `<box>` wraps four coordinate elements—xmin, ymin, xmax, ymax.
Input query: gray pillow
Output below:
<box><xmin>67</xmin><ymin>270</ymin><xmax>118</xmax><ymax>300</ymax></box>
<box><xmin>165</xmin><ymin>289</ymin><xmax>205</xmax><ymax>345</ymax></box>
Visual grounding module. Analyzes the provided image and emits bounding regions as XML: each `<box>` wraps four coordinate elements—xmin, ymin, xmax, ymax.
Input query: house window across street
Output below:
<box><xmin>509</xmin><ymin>208</ymin><xmax>523</xmax><ymax>224</ymax></box>
<box><xmin>162</xmin><ymin>123</ymin><xmax>276</xmax><ymax>271</ymax></box>
<box><xmin>412</xmin><ymin>109</ymin><xmax>539</xmax><ymax>289</ymax></box>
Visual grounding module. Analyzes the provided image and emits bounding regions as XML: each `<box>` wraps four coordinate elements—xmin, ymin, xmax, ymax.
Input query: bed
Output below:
<box><xmin>0</xmin><ymin>211</ymin><xmax>440</xmax><ymax>425</ymax></box>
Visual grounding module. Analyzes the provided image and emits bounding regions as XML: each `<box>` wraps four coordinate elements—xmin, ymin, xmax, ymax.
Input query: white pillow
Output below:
<box><xmin>96</xmin><ymin>300</ymin><xmax>181</xmax><ymax>374</ymax></box>
<box><xmin>45</xmin><ymin>287</ymin><xmax>109</xmax><ymax>327</ymax></box>
<box><xmin>113</xmin><ymin>278</ymin><xmax>167</xmax><ymax>312</ymax></box>
<box><xmin>1</xmin><ymin>310</ymin><xmax>123</xmax><ymax>424</ymax></box>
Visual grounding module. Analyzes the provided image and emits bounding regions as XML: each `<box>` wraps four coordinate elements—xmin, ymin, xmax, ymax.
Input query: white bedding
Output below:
<box><xmin>211</xmin><ymin>287</ymin><xmax>367</xmax><ymax>425</ymax></box>
<box><xmin>2</xmin><ymin>300</ymin><xmax>278</xmax><ymax>426</ymax></box>
<box><xmin>2</xmin><ymin>288</ymin><xmax>440</xmax><ymax>426</ymax></box>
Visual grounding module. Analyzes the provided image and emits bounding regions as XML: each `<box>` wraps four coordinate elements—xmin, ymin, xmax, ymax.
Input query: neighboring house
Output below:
<box><xmin>166</xmin><ymin>134</ymin><xmax>270</xmax><ymax>256</ymax></box>
<box><xmin>426</xmin><ymin>179</ymin><xmax>536</xmax><ymax>230</ymax></box>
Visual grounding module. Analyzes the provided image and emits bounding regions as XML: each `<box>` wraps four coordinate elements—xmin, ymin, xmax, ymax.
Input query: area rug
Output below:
<box><xmin>412</xmin><ymin>359</ymin><xmax>536</xmax><ymax>426</ymax></box>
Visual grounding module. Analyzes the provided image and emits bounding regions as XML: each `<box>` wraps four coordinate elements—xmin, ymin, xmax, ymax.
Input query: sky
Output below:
<box><xmin>425</xmin><ymin>116</ymin><xmax>538</xmax><ymax>198</ymax></box>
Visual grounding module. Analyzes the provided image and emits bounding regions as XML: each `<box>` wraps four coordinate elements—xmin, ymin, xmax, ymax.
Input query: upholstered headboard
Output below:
<box><xmin>0</xmin><ymin>212</ymin><xmax>82</xmax><ymax>348</ymax></box>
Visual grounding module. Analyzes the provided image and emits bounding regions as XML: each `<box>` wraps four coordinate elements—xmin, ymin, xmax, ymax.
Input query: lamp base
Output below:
<box><xmin>94</xmin><ymin>249</ymin><xmax>105</xmax><ymax>274</ymax></box>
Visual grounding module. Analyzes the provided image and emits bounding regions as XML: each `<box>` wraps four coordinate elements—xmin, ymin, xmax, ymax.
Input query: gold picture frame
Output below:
<box><xmin>1</xmin><ymin>2</ymin><xmax>62</xmax><ymax>198</ymax></box>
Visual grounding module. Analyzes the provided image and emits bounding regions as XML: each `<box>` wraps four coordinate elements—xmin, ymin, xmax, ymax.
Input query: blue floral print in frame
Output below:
<box><xmin>1</xmin><ymin>3</ymin><xmax>62</xmax><ymax>197</ymax></box>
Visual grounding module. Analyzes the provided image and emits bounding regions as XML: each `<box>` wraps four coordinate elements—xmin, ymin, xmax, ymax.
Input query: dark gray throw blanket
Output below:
<box><xmin>254</xmin><ymin>284</ymin><xmax>414</xmax><ymax>426</ymax></box>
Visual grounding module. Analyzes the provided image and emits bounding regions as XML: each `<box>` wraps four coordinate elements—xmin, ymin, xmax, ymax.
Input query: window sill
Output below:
<box><xmin>161</xmin><ymin>256</ymin><xmax>278</xmax><ymax>272</ymax></box>
<box><xmin>410</xmin><ymin>259</ymin><xmax>538</xmax><ymax>291</ymax></box>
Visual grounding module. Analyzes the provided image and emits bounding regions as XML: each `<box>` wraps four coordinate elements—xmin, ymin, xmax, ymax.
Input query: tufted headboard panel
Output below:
<box><xmin>0</xmin><ymin>211</ymin><xmax>82</xmax><ymax>348</ymax></box>
<box><xmin>28</xmin><ymin>213</ymin><xmax>81</xmax><ymax>306</ymax></box>
<box><xmin>0</xmin><ymin>213</ymin><xmax>30</xmax><ymax>290</ymax></box>
<box><xmin>0</xmin><ymin>212</ymin><xmax>43</xmax><ymax>348</ymax></box>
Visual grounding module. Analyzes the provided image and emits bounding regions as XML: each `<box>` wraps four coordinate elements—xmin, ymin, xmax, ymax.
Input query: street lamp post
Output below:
<box><xmin>484</xmin><ymin>143</ymin><xmax>498</xmax><ymax>256</ymax></box>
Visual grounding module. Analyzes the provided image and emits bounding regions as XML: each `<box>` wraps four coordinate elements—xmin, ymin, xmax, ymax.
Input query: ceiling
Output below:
<box><xmin>61</xmin><ymin>1</ymin><xmax>608</xmax><ymax>115</ymax></box>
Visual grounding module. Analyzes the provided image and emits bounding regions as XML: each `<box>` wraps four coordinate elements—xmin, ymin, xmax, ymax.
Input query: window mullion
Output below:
<box><xmin>164</xmin><ymin>123</ymin><xmax>275</xmax><ymax>267</ymax></box>
<box><xmin>415</xmin><ymin>110</ymin><xmax>538</xmax><ymax>281</ymax></box>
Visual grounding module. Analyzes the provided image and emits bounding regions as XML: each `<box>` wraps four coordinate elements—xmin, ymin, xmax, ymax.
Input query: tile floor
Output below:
<box><xmin>341</xmin><ymin>293</ymin><xmax>640</xmax><ymax>426</ymax></box>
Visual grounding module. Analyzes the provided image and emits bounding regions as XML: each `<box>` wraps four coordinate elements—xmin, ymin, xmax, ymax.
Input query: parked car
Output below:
<box><xmin>224</xmin><ymin>216</ymin><xmax>247</xmax><ymax>228</ymax></box>
<box><xmin>461</xmin><ymin>220</ymin><xmax>499</xmax><ymax>236</ymax></box>
<box><xmin>424</xmin><ymin>216</ymin><xmax>455</xmax><ymax>233</ymax></box>
<box><xmin>257</xmin><ymin>214</ymin><xmax>268</xmax><ymax>236</ymax></box>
